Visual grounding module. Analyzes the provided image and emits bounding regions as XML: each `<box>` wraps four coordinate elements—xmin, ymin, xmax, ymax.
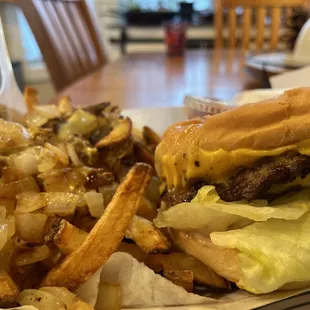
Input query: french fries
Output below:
<box><xmin>40</xmin><ymin>163</ymin><xmax>152</xmax><ymax>289</ymax></box>
<box><xmin>95</xmin><ymin>283</ymin><xmax>122</xmax><ymax>310</ymax></box>
<box><xmin>133</xmin><ymin>140</ymin><xmax>155</xmax><ymax>167</ymax></box>
<box><xmin>95</xmin><ymin>117</ymin><xmax>132</xmax><ymax>148</ymax></box>
<box><xmin>45</xmin><ymin>219</ymin><xmax>88</xmax><ymax>255</ymax></box>
<box><xmin>146</xmin><ymin>252</ymin><xmax>230</xmax><ymax>289</ymax></box>
<box><xmin>2</xmin><ymin>88</ymin><xmax>236</xmax><ymax>308</ymax></box>
<box><xmin>136</xmin><ymin>197</ymin><xmax>158</xmax><ymax>220</ymax></box>
<box><xmin>143</xmin><ymin>126</ymin><xmax>161</xmax><ymax>147</ymax></box>
<box><xmin>126</xmin><ymin>215</ymin><xmax>171</xmax><ymax>254</ymax></box>
<box><xmin>58</xmin><ymin>96</ymin><xmax>73</xmax><ymax>116</ymax></box>
<box><xmin>163</xmin><ymin>269</ymin><xmax>194</xmax><ymax>293</ymax></box>
<box><xmin>118</xmin><ymin>243</ymin><xmax>230</xmax><ymax>291</ymax></box>
<box><xmin>24</xmin><ymin>87</ymin><xmax>38</xmax><ymax>111</ymax></box>
<box><xmin>117</xmin><ymin>242</ymin><xmax>148</xmax><ymax>263</ymax></box>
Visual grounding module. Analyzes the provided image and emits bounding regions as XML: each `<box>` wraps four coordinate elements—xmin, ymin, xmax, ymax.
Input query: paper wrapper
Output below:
<box><xmin>74</xmin><ymin>252</ymin><xmax>310</xmax><ymax>310</ymax></box>
<box><xmin>75</xmin><ymin>267</ymin><xmax>103</xmax><ymax>307</ymax></box>
<box><xmin>99</xmin><ymin>252</ymin><xmax>208</xmax><ymax>307</ymax></box>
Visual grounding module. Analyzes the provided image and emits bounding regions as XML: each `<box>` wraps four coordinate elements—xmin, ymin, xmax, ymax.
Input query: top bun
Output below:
<box><xmin>155</xmin><ymin>88</ymin><xmax>310</xmax><ymax>188</ymax></box>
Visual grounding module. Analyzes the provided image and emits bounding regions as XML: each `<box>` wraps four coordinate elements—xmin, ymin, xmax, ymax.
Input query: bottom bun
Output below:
<box><xmin>170</xmin><ymin>230</ymin><xmax>240</xmax><ymax>284</ymax></box>
<box><xmin>171</xmin><ymin>230</ymin><xmax>310</xmax><ymax>292</ymax></box>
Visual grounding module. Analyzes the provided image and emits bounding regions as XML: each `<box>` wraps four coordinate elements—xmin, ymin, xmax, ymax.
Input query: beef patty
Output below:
<box><xmin>162</xmin><ymin>153</ymin><xmax>310</xmax><ymax>207</ymax></box>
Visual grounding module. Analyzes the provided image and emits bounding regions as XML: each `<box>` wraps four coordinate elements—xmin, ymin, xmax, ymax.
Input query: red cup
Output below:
<box><xmin>164</xmin><ymin>22</ymin><xmax>187</xmax><ymax>56</ymax></box>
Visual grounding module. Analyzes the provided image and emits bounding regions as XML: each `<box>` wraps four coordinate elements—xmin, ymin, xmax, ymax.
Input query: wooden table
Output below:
<box><xmin>52</xmin><ymin>49</ymin><xmax>269</xmax><ymax>108</ymax></box>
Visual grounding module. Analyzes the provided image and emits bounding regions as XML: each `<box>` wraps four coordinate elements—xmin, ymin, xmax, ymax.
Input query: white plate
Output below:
<box><xmin>246</xmin><ymin>52</ymin><xmax>310</xmax><ymax>75</ymax></box>
<box><xmin>248</xmin><ymin>52</ymin><xmax>310</xmax><ymax>68</ymax></box>
<box><xmin>123</xmin><ymin>107</ymin><xmax>187</xmax><ymax>135</ymax></box>
<box><xmin>246</xmin><ymin>52</ymin><xmax>288</xmax><ymax>74</ymax></box>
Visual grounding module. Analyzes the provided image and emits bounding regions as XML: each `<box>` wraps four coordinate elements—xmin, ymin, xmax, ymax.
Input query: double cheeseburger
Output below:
<box><xmin>154</xmin><ymin>88</ymin><xmax>310</xmax><ymax>294</ymax></box>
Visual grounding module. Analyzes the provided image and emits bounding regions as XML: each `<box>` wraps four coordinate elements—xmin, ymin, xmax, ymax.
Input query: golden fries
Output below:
<box><xmin>163</xmin><ymin>269</ymin><xmax>194</xmax><ymax>293</ymax></box>
<box><xmin>117</xmin><ymin>242</ymin><xmax>148</xmax><ymax>263</ymax></box>
<box><xmin>58</xmin><ymin>96</ymin><xmax>73</xmax><ymax>116</ymax></box>
<box><xmin>136</xmin><ymin>197</ymin><xmax>158</xmax><ymax>221</ymax></box>
<box><xmin>95</xmin><ymin>283</ymin><xmax>122</xmax><ymax>310</ymax></box>
<box><xmin>147</xmin><ymin>252</ymin><xmax>230</xmax><ymax>289</ymax></box>
<box><xmin>45</xmin><ymin>219</ymin><xmax>88</xmax><ymax>255</ymax></box>
<box><xmin>118</xmin><ymin>244</ymin><xmax>230</xmax><ymax>290</ymax></box>
<box><xmin>0</xmin><ymin>271</ymin><xmax>19</xmax><ymax>307</ymax></box>
<box><xmin>126</xmin><ymin>215</ymin><xmax>171</xmax><ymax>254</ymax></box>
<box><xmin>40</xmin><ymin>163</ymin><xmax>152</xmax><ymax>289</ymax></box>
<box><xmin>24</xmin><ymin>87</ymin><xmax>38</xmax><ymax>111</ymax></box>
<box><xmin>96</xmin><ymin>118</ymin><xmax>132</xmax><ymax>148</ymax></box>
<box><xmin>143</xmin><ymin>126</ymin><xmax>161</xmax><ymax>147</ymax></box>
<box><xmin>133</xmin><ymin>141</ymin><xmax>155</xmax><ymax>167</ymax></box>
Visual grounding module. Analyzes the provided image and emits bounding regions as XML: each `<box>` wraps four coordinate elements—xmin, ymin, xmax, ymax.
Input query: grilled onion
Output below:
<box><xmin>43</xmin><ymin>193</ymin><xmax>79</xmax><ymax>216</ymax></box>
<box><xmin>38</xmin><ymin>169</ymin><xmax>86</xmax><ymax>193</ymax></box>
<box><xmin>0</xmin><ymin>218</ymin><xmax>8</xmax><ymax>251</ymax></box>
<box><xmin>66</xmin><ymin>143</ymin><xmax>83</xmax><ymax>167</ymax></box>
<box><xmin>15</xmin><ymin>213</ymin><xmax>47</xmax><ymax>243</ymax></box>
<box><xmin>0</xmin><ymin>177</ymin><xmax>40</xmax><ymax>199</ymax></box>
<box><xmin>40</xmin><ymin>287</ymin><xmax>76</xmax><ymax>308</ymax></box>
<box><xmin>34</xmin><ymin>105</ymin><xmax>60</xmax><ymax>119</ymax></box>
<box><xmin>16</xmin><ymin>192</ymin><xmax>45</xmax><ymax>213</ymax></box>
<box><xmin>84</xmin><ymin>191</ymin><xmax>104</xmax><ymax>218</ymax></box>
<box><xmin>15</xmin><ymin>245</ymin><xmax>51</xmax><ymax>266</ymax></box>
<box><xmin>17</xmin><ymin>289</ymin><xmax>66</xmax><ymax>309</ymax></box>
<box><xmin>45</xmin><ymin>143</ymin><xmax>69</xmax><ymax>165</ymax></box>
<box><xmin>6</xmin><ymin>215</ymin><xmax>15</xmax><ymax>237</ymax></box>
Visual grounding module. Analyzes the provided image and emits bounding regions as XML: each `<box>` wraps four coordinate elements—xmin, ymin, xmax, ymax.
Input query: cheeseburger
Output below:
<box><xmin>154</xmin><ymin>88</ymin><xmax>310</xmax><ymax>294</ymax></box>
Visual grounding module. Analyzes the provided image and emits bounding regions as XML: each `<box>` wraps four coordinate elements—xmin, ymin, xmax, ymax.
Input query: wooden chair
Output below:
<box><xmin>10</xmin><ymin>0</ymin><xmax>108</xmax><ymax>91</ymax></box>
<box><xmin>215</xmin><ymin>0</ymin><xmax>308</xmax><ymax>50</ymax></box>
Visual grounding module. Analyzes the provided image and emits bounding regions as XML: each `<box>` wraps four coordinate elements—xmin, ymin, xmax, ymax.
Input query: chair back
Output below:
<box><xmin>16</xmin><ymin>0</ymin><xmax>107</xmax><ymax>91</ymax></box>
<box><xmin>215</xmin><ymin>0</ymin><xmax>308</xmax><ymax>50</ymax></box>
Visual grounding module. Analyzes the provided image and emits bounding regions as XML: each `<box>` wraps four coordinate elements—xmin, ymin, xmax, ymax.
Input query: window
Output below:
<box><xmin>120</xmin><ymin>0</ymin><xmax>213</xmax><ymax>11</ymax></box>
<box><xmin>17</xmin><ymin>10</ymin><xmax>42</xmax><ymax>63</ymax></box>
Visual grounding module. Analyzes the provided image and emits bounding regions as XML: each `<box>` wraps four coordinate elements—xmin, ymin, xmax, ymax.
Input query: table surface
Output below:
<box><xmin>52</xmin><ymin>49</ymin><xmax>269</xmax><ymax>108</ymax></box>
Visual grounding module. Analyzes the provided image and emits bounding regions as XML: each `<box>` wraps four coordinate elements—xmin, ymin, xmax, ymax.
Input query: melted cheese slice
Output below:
<box><xmin>159</xmin><ymin>139</ymin><xmax>310</xmax><ymax>188</ymax></box>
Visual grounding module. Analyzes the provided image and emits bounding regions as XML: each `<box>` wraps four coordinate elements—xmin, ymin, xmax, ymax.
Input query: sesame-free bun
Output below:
<box><xmin>155</xmin><ymin>88</ymin><xmax>310</xmax><ymax>188</ymax></box>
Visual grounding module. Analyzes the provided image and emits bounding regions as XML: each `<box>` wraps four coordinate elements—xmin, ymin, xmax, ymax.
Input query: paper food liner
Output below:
<box><xmin>99</xmin><ymin>252</ymin><xmax>208</xmax><ymax>307</ymax></box>
<box><xmin>73</xmin><ymin>252</ymin><xmax>310</xmax><ymax>310</ymax></box>
<box><xmin>75</xmin><ymin>267</ymin><xmax>103</xmax><ymax>307</ymax></box>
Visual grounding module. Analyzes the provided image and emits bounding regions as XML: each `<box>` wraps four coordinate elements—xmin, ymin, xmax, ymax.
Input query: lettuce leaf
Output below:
<box><xmin>211</xmin><ymin>214</ymin><xmax>310</xmax><ymax>294</ymax></box>
<box><xmin>154</xmin><ymin>186</ymin><xmax>310</xmax><ymax>232</ymax></box>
